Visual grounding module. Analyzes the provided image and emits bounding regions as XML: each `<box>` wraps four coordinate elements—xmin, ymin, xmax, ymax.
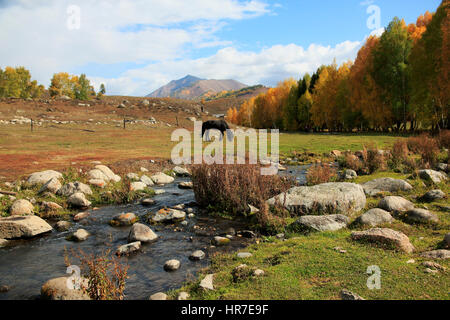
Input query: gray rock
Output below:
<box><xmin>237</xmin><ymin>252</ymin><xmax>253</xmax><ymax>259</ymax></box>
<box><xmin>38</xmin><ymin>177</ymin><xmax>62</xmax><ymax>194</ymax></box>
<box><xmin>130</xmin><ymin>181</ymin><xmax>147</xmax><ymax>191</ymax></box>
<box><xmin>67</xmin><ymin>229</ymin><xmax>90</xmax><ymax>242</ymax></box>
<box><xmin>421</xmin><ymin>189</ymin><xmax>445</xmax><ymax>202</ymax></box>
<box><xmin>189</xmin><ymin>250</ymin><xmax>206</xmax><ymax>261</ymax></box>
<box><xmin>177</xmin><ymin>292</ymin><xmax>190</xmax><ymax>300</ymax></box>
<box><xmin>0</xmin><ymin>216</ymin><xmax>52</xmax><ymax>239</ymax></box>
<box><xmin>340</xmin><ymin>289</ymin><xmax>365</xmax><ymax>300</ymax></box>
<box><xmin>378</xmin><ymin>196</ymin><xmax>414</xmax><ymax>212</ymax></box>
<box><xmin>140</xmin><ymin>175</ymin><xmax>154</xmax><ymax>186</ymax></box>
<box><xmin>128</xmin><ymin>223</ymin><xmax>157</xmax><ymax>243</ymax></box>
<box><xmin>110</xmin><ymin>212</ymin><xmax>137</xmax><ymax>226</ymax></box>
<box><xmin>55</xmin><ymin>221</ymin><xmax>71</xmax><ymax>232</ymax></box>
<box><xmin>164</xmin><ymin>259</ymin><xmax>180</xmax><ymax>271</ymax></box>
<box><xmin>151</xmin><ymin>172</ymin><xmax>174</xmax><ymax>185</ymax></box>
<box><xmin>27</xmin><ymin>170</ymin><xmax>62</xmax><ymax>186</ymax></box>
<box><xmin>267</xmin><ymin>183</ymin><xmax>366</xmax><ymax>215</ymax></box>
<box><xmin>57</xmin><ymin>182</ymin><xmax>92</xmax><ymax>197</ymax></box>
<box><xmin>340</xmin><ymin>169</ymin><xmax>357</xmax><ymax>180</ymax></box>
<box><xmin>199</xmin><ymin>274</ymin><xmax>214</xmax><ymax>291</ymax></box>
<box><xmin>351</xmin><ymin>228</ymin><xmax>414</xmax><ymax>253</ymax></box>
<box><xmin>178</xmin><ymin>181</ymin><xmax>193</xmax><ymax>189</ymax></box>
<box><xmin>212</xmin><ymin>236</ymin><xmax>231</xmax><ymax>246</ymax></box>
<box><xmin>141</xmin><ymin>198</ymin><xmax>156</xmax><ymax>206</ymax></box>
<box><xmin>419</xmin><ymin>169</ymin><xmax>448</xmax><ymax>184</ymax></box>
<box><xmin>362</xmin><ymin>178</ymin><xmax>413</xmax><ymax>196</ymax></box>
<box><xmin>0</xmin><ymin>238</ymin><xmax>9</xmax><ymax>247</ymax></box>
<box><xmin>403</xmin><ymin>208</ymin><xmax>439</xmax><ymax>224</ymax></box>
<box><xmin>150</xmin><ymin>208</ymin><xmax>185</xmax><ymax>223</ymax></box>
<box><xmin>94</xmin><ymin>165</ymin><xmax>121</xmax><ymax>183</ymax></box>
<box><xmin>436</xmin><ymin>163</ymin><xmax>448</xmax><ymax>172</ymax></box>
<box><xmin>10</xmin><ymin>199</ymin><xmax>34</xmax><ymax>216</ymax></box>
<box><xmin>42</xmin><ymin>201</ymin><xmax>63</xmax><ymax>213</ymax></box>
<box><xmin>355</xmin><ymin>208</ymin><xmax>393</xmax><ymax>227</ymax></box>
<box><xmin>67</xmin><ymin>192</ymin><xmax>91</xmax><ymax>208</ymax></box>
<box><xmin>420</xmin><ymin>249</ymin><xmax>450</xmax><ymax>260</ymax></box>
<box><xmin>41</xmin><ymin>277</ymin><xmax>90</xmax><ymax>300</ymax></box>
<box><xmin>173</xmin><ymin>166</ymin><xmax>190</xmax><ymax>177</ymax></box>
<box><xmin>253</xmin><ymin>269</ymin><xmax>265</xmax><ymax>277</ymax></box>
<box><xmin>126</xmin><ymin>173</ymin><xmax>139</xmax><ymax>181</ymax></box>
<box><xmin>290</xmin><ymin>214</ymin><xmax>349</xmax><ymax>232</ymax></box>
<box><xmin>116</xmin><ymin>241</ymin><xmax>141</xmax><ymax>256</ymax></box>
<box><xmin>73</xmin><ymin>211</ymin><xmax>90</xmax><ymax>221</ymax></box>
<box><xmin>149</xmin><ymin>292</ymin><xmax>167</xmax><ymax>300</ymax></box>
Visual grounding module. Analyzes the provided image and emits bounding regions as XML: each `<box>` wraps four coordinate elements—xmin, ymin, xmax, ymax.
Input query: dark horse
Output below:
<box><xmin>201</xmin><ymin>120</ymin><xmax>234</xmax><ymax>141</ymax></box>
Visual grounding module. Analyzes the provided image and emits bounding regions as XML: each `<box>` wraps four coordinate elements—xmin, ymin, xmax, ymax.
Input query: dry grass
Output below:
<box><xmin>306</xmin><ymin>163</ymin><xmax>337</xmax><ymax>185</ymax></box>
<box><xmin>407</xmin><ymin>134</ymin><xmax>439</xmax><ymax>167</ymax></box>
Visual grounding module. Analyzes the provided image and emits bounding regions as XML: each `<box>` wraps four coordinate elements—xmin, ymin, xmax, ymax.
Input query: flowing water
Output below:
<box><xmin>0</xmin><ymin>166</ymin><xmax>308</xmax><ymax>300</ymax></box>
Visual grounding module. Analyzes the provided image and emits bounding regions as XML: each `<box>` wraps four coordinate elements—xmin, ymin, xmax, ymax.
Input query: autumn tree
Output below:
<box><xmin>0</xmin><ymin>66</ymin><xmax>44</xmax><ymax>99</ymax></box>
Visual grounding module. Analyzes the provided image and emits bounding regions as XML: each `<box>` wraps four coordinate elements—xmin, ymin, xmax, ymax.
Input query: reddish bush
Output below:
<box><xmin>438</xmin><ymin>130</ymin><xmax>450</xmax><ymax>149</ymax></box>
<box><xmin>407</xmin><ymin>134</ymin><xmax>439</xmax><ymax>166</ymax></box>
<box><xmin>306</xmin><ymin>163</ymin><xmax>337</xmax><ymax>185</ymax></box>
<box><xmin>391</xmin><ymin>140</ymin><xmax>409</xmax><ymax>165</ymax></box>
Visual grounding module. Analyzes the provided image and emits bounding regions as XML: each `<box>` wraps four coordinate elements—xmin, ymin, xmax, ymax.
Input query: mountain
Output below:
<box><xmin>146</xmin><ymin>75</ymin><xmax>248</xmax><ymax>100</ymax></box>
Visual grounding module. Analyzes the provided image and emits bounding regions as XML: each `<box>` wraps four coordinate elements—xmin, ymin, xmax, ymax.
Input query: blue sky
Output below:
<box><xmin>0</xmin><ymin>0</ymin><xmax>442</xmax><ymax>96</ymax></box>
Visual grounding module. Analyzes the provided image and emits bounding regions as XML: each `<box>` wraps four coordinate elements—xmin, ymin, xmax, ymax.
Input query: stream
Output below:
<box><xmin>0</xmin><ymin>165</ymin><xmax>309</xmax><ymax>300</ymax></box>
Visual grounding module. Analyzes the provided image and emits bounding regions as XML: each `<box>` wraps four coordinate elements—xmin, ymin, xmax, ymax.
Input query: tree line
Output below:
<box><xmin>0</xmin><ymin>67</ymin><xmax>105</xmax><ymax>100</ymax></box>
<box><xmin>228</xmin><ymin>1</ymin><xmax>449</xmax><ymax>132</ymax></box>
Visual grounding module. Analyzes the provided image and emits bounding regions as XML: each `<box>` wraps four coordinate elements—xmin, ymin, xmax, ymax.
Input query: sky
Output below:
<box><xmin>0</xmin><ymin>0</ymin><xmax>442</xmax><ymax>96</ymax></box>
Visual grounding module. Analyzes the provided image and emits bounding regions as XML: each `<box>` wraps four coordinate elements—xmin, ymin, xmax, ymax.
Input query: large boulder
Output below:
<box><xmin>362</xmin><ymin>178</ymin><xmax>413</xmax><ymax>196</ymax></box>
<box><xmin>57</xmin><ymin>182</ymin><xmax>92</xmax><ymax>197</ymax></box>
<box><xmin>378</xmin><ymin>196</ymin><xmax>414</xmax><ymax>212</ymax></box>
<box><xmin>419</xmin><ymin>169</ymin><xmax>447</xmax><ymax>184</ymax></box>
<box><xmin>354</xmin><ymin>208</ymin><xmax>393</xmax><ymax>227</ymax></box>
<box><xmin>351</xmin><ymin>228</ymin><xmax>414</xmax><ymax>253</ymax></box>
<box><xmin>27</xmin><ymin>170</ymin><xmax>62</xmax><ymax>186</ymax></box>
<box><xmin>41</xmin><ymin>277</ymin><xmax>90</xmax><ymax>300</ymax></box>
<box><xmin>38</xmin><ymin>177</ymin><xmax>62</xmax><ymax>194</ymax></box>
<box><xmin>128</xmin><ymin>223</ymin><xmax>157</xmax><ymax>243</ymax></box>
<box><xmin>0</xmin><ymin>216</ymin><xmax>52</xmax><ymax>239</ymax></box>
<box><xmin>266</xmin><ymin>183</ymin><xmax>366</xmax><ymax>215</ymax></box>
<box><xmin>140</xmin><ymin>175</ymin><xmax>154</xmax><ymax>186</ymax></box>
<box><xmin>151</xmin><ymin>172</ymin><xmax>175</xmax><ymax>185</ymax></box>
<box><xmin>289</xmin><ymin>214</ymin><xmax>350</xmax><ymax>232</ymax></box>
<box><xmin>67</xmin><ymin>192</ymin><xmax>91</xmax><ymax>208</ymax></box>
<box><xmin>10</xmin><ymin>199</ymin><xmax>34</xmax><ymax>216</ymax></box>
<box><xmin>94</xmin><ymin>165</ymin><xmax>121</xmax><ymax>183</ymax></box>
<box><xmin>402</xmin><ymin>208</ymin><xmax>439</xmax><ymax>224</ymax></box>
<box><xmin>420</xmin><ymin>249</ymin><xmax>450</xmax><ymax>260</ymax></box>
<box><xmin>420</xmin><ymin>189</ymin><xmax>446</xmax><ymax>202</ymax></box>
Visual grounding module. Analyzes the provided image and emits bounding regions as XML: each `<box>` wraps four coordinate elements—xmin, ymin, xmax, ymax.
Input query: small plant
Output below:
<box><xmin>306</xmin><ymin>163</ymin><xmax>336</xmax><ymax>185</ymax></box>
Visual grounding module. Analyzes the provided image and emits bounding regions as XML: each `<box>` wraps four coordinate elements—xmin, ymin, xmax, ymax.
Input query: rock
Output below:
<box><xmin>253</xmin><ymin>269</ymin><xmax>265</xmax><ymax>277</ymax></box>
<box><xmin>151</xmin><ymin>172</ymin><xmax>175</xmax><ymax>185</ymax></box>
<box><xmin>378</xmin><ymin>196</ymin><xmax>414</xmax><ymax>212</ymax></box>
<box><xmin>154</xmin><ymin>189</ymin><xmax>165</xmax><ymax>195</ymax></box>
<box><xmin>10</xmin><ymin>199</ymin><xmax>34</xmax><ymax>216</ymax></box>
<box><xmin>267</xmin><ymin>183</ymin><xmax>366</xmax><ymax>215</ymax></box>
<box><xmin>57</xmin><ymin>182</ymin><xmax>92</xmax><ymax>197</ymax></box>
<box><xmin>110</xmin><ymin>213</ymin><xmax>138</xmax><ymax>226</ymax></box>
<box><xmin>149</xmin><ymin>292</ymin><xmax>167</xmax><ymax>300</ymax></box>
<box><xmin>94</xmin><ymin>165</ymin><xmax>121</xmax><ymax>182</ymax></box>
<box><xmin>199</xmin><ymin>274</ymin><xmax>214</xmax><ymax>291</ymax></box>
<box><xmin>212</xmin><ymin>236</ymin><xmax>231</xmax><ymax>246</ymax></box>
<box><xmin>173</xmin><ymin>166</ymin><xmax>190</xmax><ymax>177</ymax></box>
<box><xmin>126</xmin><ymin>173</ymin><xmax>139</xmax><ymax>181</ymax></box>
<box><xmin>248</xmin><ymin>204</ymin><xmax>259</xmax><ymax>214</ymax></box>
<box><xmin>340</xmin><ymin>289</ymin><xmax>365</xmax><ymax>300</ymax></box>
<box><xmin>55</xmin><ymin>221</ymin><xmax>71</xmax><ymax>232</ymax></box>
<box><xmin>354</xmin><ymin>208</ymin><xmax>393</xmax><ymax>227</ymax></box>
<box><xmin>177</xmin><ymin>292</ymin><xmax>190</xmax><ymax>300</ymax></box>
<box><xmin>0</xmin><ymin>239</ymin><xmax>9</xmax><ymax>247</ymax></box>
<box><xmin>73</xmin><ymin>211</ymin><xmax>90</xmax><ymax>221</ymax></box>
<box><xmin>425</xmin><ymin>267</ymin><xmax>438</xmax><ymax>274</ymax></box>
<box><xmin>289</xmin><ymin>214</ymin><xmax>350</xmax><ymax>233</ymax></box>
<box><xmin>419</xmin><ymin>169</ymin><xmax>447</xmax><ymax>184</ymax></box>
<box><xmin>27</xmin><ymin>170</ymin><xmax>62</xmax><ymax>186</ymax></box>
<box><xmin>38</xmin><ymin>177</ymin><xmax>62</xmax><ymax>194</ymax></box>
<box><xmin>116</xmin><ymin>241</ymin><xmax>141</xmax><ymax>256</ymax></box>
<box><xmin>402</xmin><ymin>208</ymin><xmax>439</xmax><ymax>224</ymax></box>
<box><xmin>140</xmin><ymin>175</ymin><xmax>154</xmax><ymax>186</ymax></box>
<box><xmin>436</xmin><ymin>163</ymin><xmax>448</xmax><ymax>172</ymax></box>
<box><xmin>67</xmin><ymin>192</ymin><xmax>91</xmax><ymax>208</ymax></box>
<box><xmin>237</xmin><ymin>252</ymin><xmax>253</xmax><ymax>259</ymax></box>
<box><xmin>42</xmin><ymin>201</ymin><xmax>63</xmax><ymax>213</ymax></box>
<box><xmin>88</xmin><ymin>169</ymin><xmax>109</xmax><ymax>182</ymax></box>
<box><xmin>330</xmin><ymin>150</ymin><xmax>342</xmax><ymax>157</ymax></box>
<box><xmin>150</xmin><ymin>208</ymin><xmax>185</xmax><ymax>223</ymax></box>
<box><xmin>41</xmin><ymin>277</ymin><xmax>90</xmax><ymax>300</ymax></box>
<box><xmin>130</xmin><ymin>181</ymin><xmax>147</xmax><ymax>191</ymax></box>
<box><xmin>421</xmin><ymin>189</ymin><xmax>445</xmax><ymax>202</ymax></box>
<box><xmin>164</xmin><ymin>259</ymin><xmax>180</xmax><ymax>271</ymax></box>
<box><xmin>445</xmin><ymin>233</ymin><xmax>450</xmax><ymax>248</ymax></box>
<box><xmin>422</xmin><ymin>261</ymin><xmax>446</xmax><ymax>271</ymax></box>
<box><xmin>88</xmin><ymin>179</ymin><xmax>106</xmax><ymax>188</ymax></box>
<box><xmin>351</xmin><ymin>228</ymin><xmax>414</xmax><ymax>253</ymax></box>
<box><xmin>0</xmin><ymin>216</ymin><xmax>52</xmax><ymax>239</ymax></box>
<box><xmin>128</xmin><ymin>223</ymin><xmax>157</xmax><ymax>243</ymax></box>
<box><xmin>362</xmin><ymin>178</ymin><xmax>413</xmax><ymax>196</ymax></box>
<box><xmin>178</xmin><ymin>181</ymin><xmax>193</xmax><ymax>189</ymax></box>
<box><xmin>140</xmin><ymin>167</ymin><xmax>148</xmax><ymax>172</ymax></box>
<box><xmin>240</xmin><ymin>230</ymin><xmax>256</xmax><ymax>238</ymax></box>
<box><xmin>141</xmin><ymin>198</ymin><xmax>156</xmax><ymax>206</ymax></box>
<box><xmin>232</xmin><ymin>264</ymin><xmax>254</xmax><ymax>282</ymax></box>
<box><xmin>420</xmin><ymin>249</ymin><xmax>450</xmax><ymax>260</ymax></box>
<box><xmin>67</xmin><ymin>229</ymin><xmax>90</xmax><ymax>242</ymax></box>
<box><xmin>0</xmin><ymin>285</ymin><xmax>10</xmax><ymax>292</ymax></box>
<box><xmin>189</xmin><ymin>250</ymin><xmax>206</xmax><ymax>261</ymax></box>
<box><xmin>340</xmin><ymin>169</ymin><xmax>357</xmax><ymax>180</ymax></box>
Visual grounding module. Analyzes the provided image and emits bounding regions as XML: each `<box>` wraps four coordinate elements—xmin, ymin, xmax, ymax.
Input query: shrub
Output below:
<box><xmin>338</xmin><ymin>153</ymin><xmax>362</xmax><ymax>172</ymax></box>
<box><xmin>438</xmin><ymin>130</ymin><xmax>450</xmax><ymax>149</ymax></box>
<box><xmin>360</xmin><ymin>146</ymin><xmax>387</xmax><ymax>174</ymax></box>
<box><xmin>306</xmin><ymin>163</ymin><xmax>336</xmax><ymax>185</ymax></box>
<box><xmin>407</xmin><ymin>134</ymin><xmax>439</xmax><ymax>166</ymax></box>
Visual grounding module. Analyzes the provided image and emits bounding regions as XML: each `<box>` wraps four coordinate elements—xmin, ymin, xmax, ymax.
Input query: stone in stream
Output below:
<box><xmin>266</xmin><ymin>183</ymin><xmax>366</xmax><ymax>215</ymax></box>
<box><xmin>0</xmin><ymin>239</ymin><xmax>9</xmax><ymax>247</ymax></box>
<box><xmin>151</xmin><ymin>172</ymin><xmax>174</xmax><ymax>185</ymax></box>
<box><xmin>402</xmin><ymin>208</ymin><xmax>439</xmax><ymax>224</ymax></box>
<box><xmin>116</xmin><ymin>241</ymin><xmax>141</xmax><ymax>256</ymax></box>
<box><xmin>199</xmin><ymin>274</ymin><xmax>214</xmax><ymax>291</ymax></box>
<box><xmin>130</xmin><ymin>181</ymin><xmax>147</xmax><ymax>191</ymax></box>
<box><xmin>164</xmin><ymin>259</ymin><xmax>181</xmax><ymax>271</ymax></box>
<box><xmin>340</xmin><ymin>289</ymin><xmax>365</xmax><ymax>300</ymax></box>
<box><xmin>0</xmin><ymin>285</ymin><xmax>10</xmax><ymax>292</ymax></box>
<box><xmin>38</xmin><ymin>177</ymin><xmax>62</xmax><ymax>194</ymax></box>
<box><xmin>9</xmin><ymin>199</ymin><xmax>34</xmax><ymax>216</ymax></box>
<box><xmin>110</xmin><ymin>212</ymin><xmax>138</xmax><ymax>226</ymax></box>
<box><xmin>149</xmin><ymin>292</ymin><xmax>167</xmax><ymax>300</ymax></box>
<box><xmin>420</xmin><ymin>189</ymin><xmax>445</xmax><ymax>202</ymax></box>
<box><xmin>354</xmin><ymin>208</ymin><xmax>393</xmax><ymax>227</ymax></box>
<box><xmin>55</xmin><ymin>221</ymin><xmax>71</xmax><ymax>232</ymax></box>
<box><xmin>189</xmin><ymin>250</ymin><xmax>206</xmax><ymax>261</ymax></box>
<box><xmin>212</xmin><ymin>236</ymin><xmax>231</xmax><ymax>246</ymax></box>
<box><xmin>351</xmin><ymin>228</ymin><xmax>414</xmax><ymax>253</ymax></box>
<box><xmin>420</xmin><ymin>249</ymin><xmax>450</xmax><ymax>260</ymax></box>
<box><xmin>173</xmin><ymin>166</ymin><xmax>190</xmax><ymax>177</ymax></box>
<box><xmin>141</xmin><ymin>198</ymin><xmax>156</xmax><ymax>206</ymax></box>
<box><xmin>128</xmin><ymin>223</ymin><xmax>158</xmax><ymax>243</ymax></box>
<box><xmin>27</xmin><ymin>170</ymin><xmax>63</xmax><ymax>186</ymax></box>
<box><xmin>177</xmin><ymin>292</ymin><xmax>190</xmax><ymax>300</ymax></box>
<box><xmin>378</xmin><ymin>196</ymin><xmax>414</xmax><ymax>212</ymax></box>
<box><xmin>419</xmin><ymin>169</ymin><xmax>447</xmax><ymax>184</ymax></box>
<box><xmin>362</xmin><ymin>178</ymin><xmax>413</xmax><ymax>196</ymax></box>
<box><xmin>67</xmin><ymin>229</ymin><xmax>90</xmax><ymax>242</ymax></box>
<box><xmin>42</xmin><ymin>201</ymin><xmax>63</xmax><ymax>214</ymax></box>
<box><xmin>150</xmin><ymin>208</ymin><xmax>185</xmax><ymax>224</ymax></box>
<box><xmin>178</xmin><ymin>181</ymin><xmax>193</xmax><ymax>189</ymax></box>
<box><xmin>73</xmin><ymin>211</ymin><xmax>90</xmax><ymax>221</ymax></box>
<box><xmin>0</xmin><ymin>216</ymin><xmax>52</xmax><ymax>239</ymax></box>
<box><xmin>289</xmin><ymin>214</ymin><xmax>350</xmax><ymax>233</ymax></box>
<box><xmin>67</xmin><ymin>192</ymin><xmax>91</xmax><ymax>208</ymax></box>
<box><xmin>41</xmin><ymin>277</ymin><xmax>90</xmax><ymax>300</ymax></box>
<box><xmin>57</xmin><ymin>182</ymin><xmax>93</xmax><ymax>197</ymax></box>
<box><xmin>140</xmin><ymin>175</ymin><xmax>154</xmax><ymax>186</ymax></box>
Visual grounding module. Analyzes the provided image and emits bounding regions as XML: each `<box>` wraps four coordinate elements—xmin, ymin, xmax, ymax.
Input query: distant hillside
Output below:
<box><xmin>147</xmin><ymin>75</ymin><xmax>248</xmax><ymax>100</ymax></box>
